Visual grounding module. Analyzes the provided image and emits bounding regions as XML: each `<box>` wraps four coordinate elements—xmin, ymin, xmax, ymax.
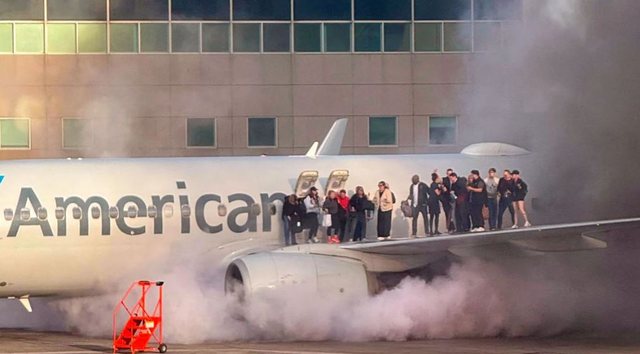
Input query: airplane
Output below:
<box><xmin>0</xmin><ymin>118</ymin><xmax>638</xmax><ymax>312</ymax></box>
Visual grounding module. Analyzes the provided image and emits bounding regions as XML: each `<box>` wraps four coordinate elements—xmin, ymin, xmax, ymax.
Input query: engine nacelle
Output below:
<box><xmin>225</xmin><ymin>251</ymin><xmax>370</xmax><ymax>298</ymax></box>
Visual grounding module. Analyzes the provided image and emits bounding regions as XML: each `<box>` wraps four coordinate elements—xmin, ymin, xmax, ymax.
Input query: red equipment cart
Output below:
<box><xmin>113</xmin><ymin>280</ymin><xmax>166</xmax><ymax>353</ymax></box>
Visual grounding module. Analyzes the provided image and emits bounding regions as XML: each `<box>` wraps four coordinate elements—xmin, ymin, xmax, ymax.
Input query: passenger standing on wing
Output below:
<box><xmin>441</xmin><ymin>168</ymin><xmax>456</xmax><ymax>233</ymax></box>
<box><xmin>350</xmin><ymin>186</ymin><xmax>370</xmax><ymax>241</ymax></box>
<box><xmin>303</xmin><ymin>187</ymin><xmax>321</xmax><ymax>243</ymax></box>
<box><xmin>428</xmin><ymin>173</ymin><xmax>443</xmax><ymax>236</ymax></box>
<box><xmin>468</xmin><ymin>170</ymin><xmax>487</xmax><ymax>232</ymax></box>
<box><xmin>497</xmin><ymin>170</ymin><xmax>516</xmax><ymax>229</ymax></box>
<box><xmin>373</xmin><ymin>181</ymin><xmax>395</xmax><ymax>240</ymax></box>
<box><xmin>512</xmin><ymin>170</ymin><xmax>532</xmax><ymax>228</ymax></box>
<box><xmin>282</xmin><ymin>194</ymin><xmax>301</xmax><ymax>246</ymax></box>
<box><xmin>407</xmin><ymin>175</ymin><xmax>429</xmax><ymax>238</ymax></box>
<box><xmin>484</xmin><ymin>168</ymin><xmax>500</xmax><ymax>231</ymax></box>
<box><xmin>322</xmin><ymin>191</ymin><xmax>340</xmax><ymax>244</ymax></box>
<box><xmin>450</xmin><ymin>173</ymin><xmax>470</xmax><ymax>233</ymax></box>
<box><xmin>336</xmin><ymin>189</ymin><xmax>350</xmax><ymax>242</ymax></box>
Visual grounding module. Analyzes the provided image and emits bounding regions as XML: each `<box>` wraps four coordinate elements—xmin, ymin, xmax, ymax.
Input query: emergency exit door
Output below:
<box><xmin>325</xmin><ymin>170</ymin><xmax>349</xmax><ymax>195</ymax></box>
<box><xmin>295</xmin><ymin>170</ymin><xmax>319</xmax><ymax>198</ymax></box>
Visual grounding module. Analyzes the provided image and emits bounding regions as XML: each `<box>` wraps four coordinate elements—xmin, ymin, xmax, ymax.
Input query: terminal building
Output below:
<box><xmin>0</xmin><ymin>0</ymin><xmax>522</xmax><ymax>159</ymax></box>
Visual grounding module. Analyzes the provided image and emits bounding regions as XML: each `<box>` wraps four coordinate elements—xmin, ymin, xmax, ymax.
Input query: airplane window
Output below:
<box><xmin>147</xmin><ymin>205</ymin><xmax>157</xmax><ymax>218</ymax></box>
<box><xmin>37</xmin><ymin>207</ymin><xmax>47</xmax><ymax>220</ymax></box>
<box><xmin>250</xmin><ymin>204</ymin><xmax>261</xmax><ymax>216</ymax></box>
<box><xmin>217</xmin><ymin>204</ymin><xmax>227</xmax><ymax>217</ymax></box>
<box><xmin>163</xmin><ymin>205</ymin><xmax>174</xmax><ymax>218</ymax></box>
<box><xmin>180</xmin><ymin>205</ymin><xmax>191</xmax><ymax>218</ymax></box>
<box><xmin>20</xmin><ymin>208</ymin><xmax>30</xmax><ymax>221</ymax></box>
<box><xmin>72</xmin><ymin>207</ymin><xmax>82</xmax><ymax>220</ymax></box>
<box><xmin>55</xmin><ymin>207</ymin><xmax>65</xmax><ymax>220</ymax></box>
<box><xmin>3</xmin><ymin>208</ymin><xmax>13</xmax><ymax>221</ymax></box>
<box><xmin>108</xmin><ymin>206</ymin><xmax>118</xmax><ymax>219</ymax></box>
<box><xmin>91</xmin><ymin>206</ymin><xmax>101</xmax><ymax>219</ymax></box>
<box><xmin>127</xmin><ymin>205</ymin><xmax>138</xmax><ymax>218</ymax></box>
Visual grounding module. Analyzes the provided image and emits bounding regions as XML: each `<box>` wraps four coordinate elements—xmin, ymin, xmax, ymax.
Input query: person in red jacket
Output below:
<box><xmin>336</xmin><ymin>189</ymin><xmax>350</xmax><ymax>242</ymax></box>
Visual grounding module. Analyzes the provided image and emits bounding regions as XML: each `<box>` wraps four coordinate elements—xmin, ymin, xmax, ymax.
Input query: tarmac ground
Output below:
<box><xmin>1</xmin><ymin>330</ymin><xmax>640</xmax><ymax>354</ymax></box>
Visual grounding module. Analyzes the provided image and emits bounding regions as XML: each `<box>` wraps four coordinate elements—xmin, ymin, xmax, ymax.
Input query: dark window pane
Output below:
<box><xmin>354</xmin><ymin>0</ymin><xmax>410</xmax><ymax>20</ymax></box>
<box><xmin>369</xmin><ymin>117</ymin><xmax>396</xmax><ymax>146</ymax></box>
<box><xmin>172</xmin><ymin>0</ymin><xmax>229</xmax><ymax>20</ymax></box>
<box><xmin>474</xmin><ymin>0</ymin><xmax>522</xmax><ymax>20</ymax></box>
<box><xmin>415</xmin><ymin>0</ymin><xmax>470</xmax><ymax>20</ymax></box>
<box><xmin>233</xmin><ymin>23</ymin><xmax>260</xmax><ymax>52</ymax></box>
<box><xmin>63</xmin><ymin>119</ymin><xmax>91</xmax><ymax>149</ymax></box>
<box><xmin>202</xmin><ymin>23</ymin><xmax>229</xmax><ymax>52</ymax></box>
<box><xmin>355</xmin><ymin>23</ymin><xmax>380</xmax><ymax>52</ymax></box>
<box><xmin>48</xmin><ymin>0</ymin><xmax>106</xmax><ymax>20</ymax></box>
<box><xmin>140</xmin><ymin>23</ymin><xmax>168</xmax><ymax>52</ymax></box>
<box><xmin>233</xmin><ymin>0</ymin><xmax>290</xmax><ymax>20</ymax></box>
<box><xmin>110</xmin><ymin>24</ymin><xmax>138</xmax><ymax>53</ymax></box>
<box><xmin>187</xmin><ymin>118</ymin><xmax>216</xmax><ymax>147</ymax></box>
<box><xmin>384</xmin><ymin>23</ymin><xmax>410</xmax><ymax>52</ymax></box>
<box><xmin>294</xmin><ymin>23</ymin><xmax>320</xmax><ymax>52</ymax></box>
<box><xmin>429</xmin><ymin>116</ymin><xmax>456</xmax><ymax>145</ymax></box>
<box><xmin>0</xmin><ymin>0</ymin><xmax>44</xmax><ymax>20</ymax></box>
<box><xmin>415</xmin><ymin>23</ymin><xmax>441</xmax><ymax>52</ymax></box>
<box><xmin>172</xmin><ymin>23</ymin><xmax>199</xmax><ymax>52</ymax></box>
<box><xmin>110</xmin><ymin>0</ymin><xmax>168</xmax><ymax>20</ymax></box>
<box><xmin>264</xmin><ymin>23</ymin><xmax>290</xmax><ymax>52</ymax></box>
<box><xmin>324</xmin><ymin>23</ymin><xmax>350</xmax><ymax>52</ymax></box>
<box><xmin>443</xmin><ymin>22</ymin><xmax>471</xmax><ymax>52</ymax></box>
<box><xmin>248</xmin><ymin>118</ymin><xmax>276</xmax><ymax>147</ymax></box>
<box><xmin>294</xmin><ymin>0</ymin><xmax>350</xmax><ymax>20</ymax></box>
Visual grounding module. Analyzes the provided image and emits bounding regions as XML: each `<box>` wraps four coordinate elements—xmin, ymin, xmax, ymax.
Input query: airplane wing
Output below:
<box><xmin>340</xmin><ymin>217</ymin><xmax>640</xmax><ymax>256</ymax></box>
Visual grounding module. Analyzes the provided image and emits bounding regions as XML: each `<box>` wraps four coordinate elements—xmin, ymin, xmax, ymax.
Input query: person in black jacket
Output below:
<box><xmin>467</xmin><ymin>170</ymin><xmax>487</xmax><ymax>232</ymax></box>
<box><xmin>497</xmin><ymin>169</ymin><xmax>516</xmax><ymax>229</ymax></box>
<box><xmin>441</xmin><ymin>168</ymin><xmax>456</xmax><ymax>233</ymax></box>
<box><xmin>512</xmin><ymin>170</ymin><xmax>532</xmax><ymax>228</ymax></box>
<box><xmin>450</xmin><ymin>173</ymin><xmax>470</xmax><ymax>233</ymax></box>
<box><xmin>407</xmin><ymin>175</ymin><xmax>429</xmax><ymax>237</ymax></box>
<box><xmin>428</xmin><ymin>173</ymin><xmax>443</xmax><ymax>236</ymax></box>
<box><xmin>349</xmin><ymin>186</ymin><xmax>371</xmax><ymax>241</ymax></box>
<box><xmin>282</xmin><ymin>194</ymin><xmax>300</xmax><ymax>245</ymax></box>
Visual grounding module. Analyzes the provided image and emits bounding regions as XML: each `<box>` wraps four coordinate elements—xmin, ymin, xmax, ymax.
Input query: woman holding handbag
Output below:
<box><xmin>322</xmin><ymin>191</ymin><xmax>340</xmax><ymax>244</ymax></box>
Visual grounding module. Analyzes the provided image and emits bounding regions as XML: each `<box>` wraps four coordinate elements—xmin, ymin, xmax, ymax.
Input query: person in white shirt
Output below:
<box><xmin>407</xmin><ymin>175</ymin><xmax>429</xmax><ymax>237</ymax></box>
<box><xmin>303</xmin><ymin>187</ymin><xmax>321</xmax><ymax>243</ymax></box>
<box><xmin>484</xmin><ymin>168</ymin><xmax>500</xmax><ymax>231</ymax></box>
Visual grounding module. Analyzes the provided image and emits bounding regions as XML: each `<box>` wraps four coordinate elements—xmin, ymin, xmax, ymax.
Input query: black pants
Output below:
<box><xmin>498</xmin><ymin>196</ymin><xmax>515</xmax><ymax>229</ymax></box>
<box><xmin>353</xmin><ymin>214</ymin><xmax>367</xmax><ymax>241</ymax></box>
<box><xmin>304</xmin><ymin>213</ymin><xmax>319</xmax><ymax>239</ymax></box>
<box><xmin>377</xmin><ymin>209</ymin><xmax>392</xmax><ymax>237</ymax></box>
<box><xmin>441</xmin><ymin>198</ymin><xmax>454</xmax><ymax>231</ymax></box>
<box><xmin>455</xmin><ymin>202</ymin><xmax>470</xmax><ymax>232</ymax></box>
<box><xmin>411</xmin><ymin>206</ymin><xmax>428</xmax><ymax>236</ymax></box>
<box><xmin>429</xmin><ymin>212</ymin><xmax>440</xmax><ymax>234</ymax></box>
<box><xmin>470</xmin><ymin>203</ymin><xmax>485</xmax><ymax>229</ymax></box>
<box><xmin>337</xmin><ymin>214</ymin><xmax>348</xmax><ymax>242</ymax></box>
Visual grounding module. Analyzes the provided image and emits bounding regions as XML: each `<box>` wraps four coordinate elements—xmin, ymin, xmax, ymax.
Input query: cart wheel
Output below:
<box><xmin>158</xmin><ymin>343</ymin><xmax>168</xmax><ymax>353</ymax></box>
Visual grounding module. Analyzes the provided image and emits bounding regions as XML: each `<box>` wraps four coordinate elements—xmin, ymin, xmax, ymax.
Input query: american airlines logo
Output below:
<box><xmin>6</xmin><ymin>181</ymin><xmax>286</xmax><ymax>237</ymax></box>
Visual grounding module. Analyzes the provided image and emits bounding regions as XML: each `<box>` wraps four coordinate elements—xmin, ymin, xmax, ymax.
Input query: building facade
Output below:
<box><xmin>0</xmin><ymin>0</ymin><xmax>521</xmax><ymax>159</ymax></box>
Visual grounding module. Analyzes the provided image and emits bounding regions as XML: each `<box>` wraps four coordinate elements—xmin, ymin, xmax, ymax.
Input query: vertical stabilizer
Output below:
<box><xmin>316</xmin><ymin>118</ymin><xmax>348</xmax><ymax>156</ymax></box>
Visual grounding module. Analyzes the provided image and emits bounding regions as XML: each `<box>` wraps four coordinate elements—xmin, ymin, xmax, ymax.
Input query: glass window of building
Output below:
<box><xmin>369</xmin><ymin>117</ymin><xmax>397</xmax><ymax>146</ymax></box>
<box><xmin>48</xmin><ymin>0</ymin><xmax>106</xmax><ymax>21</ymax></box>
<box><xmin>63</xmin><ymin>119</ymin><xmax>91</xmax><ymax>149</ymax></box>
<box><xmin>429</xmin><ymin>116</ymin><xmax>457</xmax><ymax>145</ymax></box>
<box><xmin>414</xmin><ymin>0</ymin><xmax>471</xmax><ymax>20</ymax></box>
<box><xmin>294</xmin><ymin>24</ymin><xmax>320</xmax><ymax>52</ymax></box>
<box><xmin>248</xmin><ymin>117</ymin><xmax>276</xmax><ymax>147</ymax></box>
<box><xmin>0</xmin><ymin>24</ymin><xmax>12</xmax><ymax>53</ymax></box>
<box><xmin>47</xmin><ymin>24</ymin><xmax>76</xmax><ymax>54</ymax></box>
<box><xmin>443</xmin><ymin>22</ymin><xmax>471</xmax><ymax>52</ymax></box>
<box><xmin>324</xmin><ymin>23</ymin><xmax>350</xmax><ymax>52</ymax></box>
<box><xmin>172</xmin><ymin>0</ymin><xmax>229</xmax><ymax>20</ymax></box>
<box><xmin>354</xmin><ymin>0</ymin><xmax>410</xmax><ymax>20</ymax></box>
<box><xmin>140</xmin><ymin>23</ymin><xmax>169</xmax><ymax>52</ymax></box>
<box><xmin>202</xmin><ymin>23</ymin><xmax>229</xmax><ymax>52</ymax></box>
<box><xmin>0</xmin><ymin>0</ymin><xmax>44</xmax><ymax>20</ymax></box>
<box><xmin>263</xmin><ymin>23</ymin><xmax>290</xmax><ymax>52</ymax></box>
<box><xmin>15</xmin><ymin>24</ymin><xmax>44</xmax><ymax>54</ymax></box>
<box><xmin>233</xmin><ymin>23</ymin><xmax>260</xmax><ymax>52</ymax></box>
<box><xmin>474</xmin><ymin>0</ymin><xmax>522</xmax><ymax>20</ymax></box>
<box><xmin>187</xmin><ymin>118</ymin><xmax>216</xmax><ymax>147</ymax></box>
<box><xmin>172</xmin><ymin>23</ymin><xmax>200</xmax><ymax>52</ymax></box>
<box><xmin>384</xmin><ymin>23</ymin><xmax>410</xmax><ymax>52</ymax></box>
<box><xmin>414</xmin><ymin>23</ymin><xmax>441</xmax><ymax>52</ymax></box>
<box><xmin>294</xmin><ymin>0</ymin><xmax>350</xmax><ymax>20</ymax></box>
<box><xmin>78</xmin><ymin>24</ymin><xmax>107</xmax><ymax>53</ymax></box>
<box><xmin>0</xmin><ymin>119</ymin><xmax>30</xmax><ymax>149</ymax></box>
<box><xmin>110</xmin><ymin>24</ymin><xmax>138</xmax><ymax>53</ymax></box>
<box><xmin>233</xmin><ymin>0</ymin><xmax>290</xmax><ymax>21</ymax></box>
<box><xmin>110</xmin><ymin>0</ymin><xmax>168</xmax><ymax>21</ymax></box>
<box><xmin>474</xmin><ymin>22</ymin><xmax>501</xmax><ymax>52</ymax></box>
<box><xmin>355</xmin><ymin>23</ymin><xmax>381</xmax><ymax>52</ymax></box>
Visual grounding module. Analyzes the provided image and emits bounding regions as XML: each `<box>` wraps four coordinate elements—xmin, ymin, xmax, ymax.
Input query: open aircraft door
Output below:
<box><xmin>295</xmin><ymin>170</ymin><xmax>319</xmax><ymax>198</ymax></box>
<box><xmin>325</xmin><ymin>170</ymin><xmax>349</xmax><ymax>195</ymax></box>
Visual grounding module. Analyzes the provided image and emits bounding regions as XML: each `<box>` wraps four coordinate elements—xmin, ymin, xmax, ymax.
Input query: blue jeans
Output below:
<box><xmin>498</xmin><ymin>196</ymin><xmax>515</xmax><ymax>229</ymax></box>
<box><xmin>487</xmin><ymin>198</ymin><xmax>498</xmax><ymax>230</ymax></box>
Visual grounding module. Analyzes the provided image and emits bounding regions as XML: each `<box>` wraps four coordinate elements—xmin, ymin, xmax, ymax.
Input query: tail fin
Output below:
<box><xmin>315</xmin><ymin>118</ymin><xmax>348</xmax><ymax>156</ymax></box>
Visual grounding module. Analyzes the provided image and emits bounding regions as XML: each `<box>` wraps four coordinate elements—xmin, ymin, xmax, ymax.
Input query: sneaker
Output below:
<box><xmin>470</xmin><ymin>228</ymin><xmax>479</xmax><ymax>233</ymax></box>
<box><xmin>511</xmin><ymin>225</ymin><xmax>519</xmax><ymax>229</ymax></box>
<box><xmin>524</xmin><ymin>222</ymin><xmax>532</xmax><ymax>228</ymax></box>
<box><xmin>434</xmin><ymin>231</ymin><xmax>442</xmax><ymax>236</ymax></box>
<box><xmin>312</xmin><ymin>237</ymin><xmax>320</xmax><ymax>243</ymax></box>
<box><xmin>477</xmin><ymin>227</ymin><xmax>485</xmax><ymax>232</ymax></box>
<box><xmin>377</xmin><ymin>236</ymin><xmax>386</xmax><ymax>241</ymax></box>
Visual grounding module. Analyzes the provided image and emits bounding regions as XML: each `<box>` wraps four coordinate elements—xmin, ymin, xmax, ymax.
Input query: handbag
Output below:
<box><xmin>322</xmin><ymin>213</ymin><xmax>333</xmax><ymax>227</ymax></box>
<box><xmin>400</xmin><ymin>200</ymin><xmax>413</xmax><ymax>217</ymax></box>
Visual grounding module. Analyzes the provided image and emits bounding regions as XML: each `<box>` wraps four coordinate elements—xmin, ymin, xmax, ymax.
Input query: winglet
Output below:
<box><xmin>305</xmin><ymin>141</ymin><xmax>319</xmax><ymax>158</ymax></box>
<box><xmin>316</xmin><ymin>118</ymin><xmax>348</xmax><ymax>156</ymax></box>
<box><xmin>19</xmin><ymin>296</ymin><xmax>32</xmax><ymax>313</ymax></box>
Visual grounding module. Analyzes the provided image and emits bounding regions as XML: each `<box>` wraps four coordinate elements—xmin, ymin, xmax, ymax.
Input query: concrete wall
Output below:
<box><xmin>0</xmin><ymin>53</ymin><xmax>473</xmax><ymax>159</ymax></box>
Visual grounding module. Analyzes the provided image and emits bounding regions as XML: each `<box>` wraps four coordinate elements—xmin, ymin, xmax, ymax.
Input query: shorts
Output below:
<box><xmin>513</xmin><ymin>194</ymin><xmax>526</xmax><ymax>202</ymax></box>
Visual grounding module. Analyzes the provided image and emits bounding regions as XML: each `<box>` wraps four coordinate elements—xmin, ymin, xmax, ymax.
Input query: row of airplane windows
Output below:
<box><xmin>0</xmin><ymin>0</ymin><xmax>522</xmax><ymax>22</ymax></box>
<box><xmin>0</xmin><ymin>116</ymin><xmax>458</xmax><ymax>150</ymax></box>
<box><xmin>0</xmin><ymin>21</ymin><xmax>509</xmax><ymax>54</ymax></box>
